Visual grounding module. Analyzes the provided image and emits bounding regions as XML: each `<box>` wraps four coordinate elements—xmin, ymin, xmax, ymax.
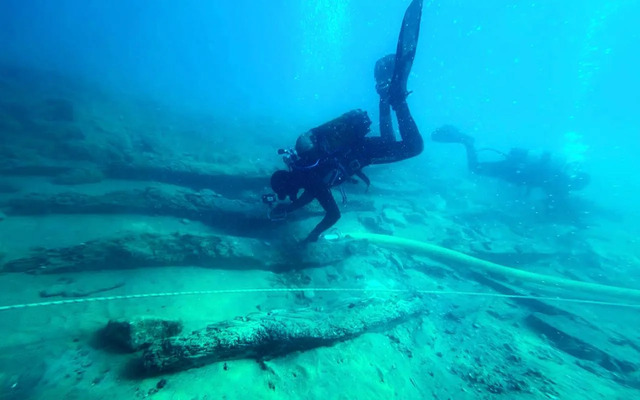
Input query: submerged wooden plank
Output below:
<box><xmin>141</xmin><ymin>296</ymin><xmax>428</xmax><ymax>374</ymax></box>
<box><xmin>527</xmin><ymin>312</ymin><xmax>639</xmax><ymax>375</ymax></box>
<box><xmin>1</xmin><ymin>232</ymin><xmax>346</xmax><ymax>273</ymax></box>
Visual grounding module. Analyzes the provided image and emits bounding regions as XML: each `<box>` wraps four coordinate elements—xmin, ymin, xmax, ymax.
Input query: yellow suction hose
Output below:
<box><xmin>339</xmin><ymin>232</ymin><xmax>640</xmax><ymax>302</ymax></box>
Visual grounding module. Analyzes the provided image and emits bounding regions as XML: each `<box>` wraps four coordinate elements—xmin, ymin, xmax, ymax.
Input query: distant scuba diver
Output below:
<box><xmin>431</xmin><ymin>125</ymin><xmax>591</xmax><ymax>198</ymax></box>
<box><xmin>267</xmin><ymin>0</ymin><xmax>424</xmax><ymax>244</ymax></box>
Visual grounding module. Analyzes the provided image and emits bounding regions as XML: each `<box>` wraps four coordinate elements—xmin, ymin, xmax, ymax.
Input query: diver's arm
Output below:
<box><xmin>304</xmin><ymin>188</ymin><xmax>341</xmax><ymax>243</ymax></box>
<box><xmin>286</xmin><ymin>190</ymin><xmax>315</xmax><ymax>212</ymax></box>
<box><xmin>271</xmin><ymin>190</ymin><xmax>314</xmax><ymax>219</ymax></box>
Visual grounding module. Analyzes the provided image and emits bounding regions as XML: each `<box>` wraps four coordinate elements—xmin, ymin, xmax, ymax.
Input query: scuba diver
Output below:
<box><xmin>268</xmin><ymin>0</ymin><xmax>424</xmax><ymax>245</ymax></box>
<box><xmin>431</xmin><ymin>125</ymin><xmax>591</xmax><ymax>198</ymax></box>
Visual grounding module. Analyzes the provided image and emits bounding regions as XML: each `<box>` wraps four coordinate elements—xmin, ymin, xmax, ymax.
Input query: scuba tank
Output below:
<box><xmin>276</xmin><ymin>109</ymin><xmax>373</xmax><ymax>197</ymax></box>
<box><xmin>295</xmin><ymin>109</ymin><xmax>372</xmax><ymax>165</ymax></box>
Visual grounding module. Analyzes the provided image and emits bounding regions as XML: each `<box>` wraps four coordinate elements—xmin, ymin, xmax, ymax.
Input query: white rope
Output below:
<box><xmin>1</xmin><ymin>287</ymin><xmax>639</xmax><ymax>312</ymax></box>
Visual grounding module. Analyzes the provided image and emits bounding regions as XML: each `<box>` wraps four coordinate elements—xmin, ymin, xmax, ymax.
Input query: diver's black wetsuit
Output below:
<box><xmin>465</xmin><ymin>141</ymin><xmax>588</xmax><ymax>196</ymax></box>
<box><xmin>366</xmin><ymin>101</ymin><xmax>423</xmax><ymax>164</ymax></box>
<box><xmin>464</xmin><ymin>142</ymin><xmax>534</xmax><ymax>184</ymax></box>
<box><xmin>280</xmin><ymin>100</ymin><xmax>423</xmax><ymax>243</ymax></box>
<box><xmin>270</xmin><ymin>0</ymin><xmax>424</xmax><ymax>244</ymax></box>
<box><xmin>431</xmin><ymin>125</ymin><xmax>590</xmax><ymax>197</ymax></box>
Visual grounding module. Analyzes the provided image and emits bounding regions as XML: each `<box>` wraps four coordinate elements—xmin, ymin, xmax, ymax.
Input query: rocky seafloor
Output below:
<box><xmin>1</xmin><ymin>66</ymin><xmax>639</xmax><ymax>399</ymax></box>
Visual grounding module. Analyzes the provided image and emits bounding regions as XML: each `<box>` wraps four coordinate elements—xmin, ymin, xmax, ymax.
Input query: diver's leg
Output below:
<box><xmin>394</xmin><ymin>101</ymin><xmax>423</xmax><ymax>157</ymax></box>
<box><xmin>431</xmin><ymin>125</ymin><xmax>479</xmax><ymax>171</ymax></box>
<box><xmin>464</xmin><ymin>142</ymin><xmax>480</xmax><ymax>172</ymax></box>
<box><xmin>367</xmin><ymin>0</ymin><xmax>424</xmax><ymax>163</ymax></box>
<box><xmin>365</xmin><ymin>101</ymin><xmax>423</xmax><ymax>165</ymax></box>
<box><xmin>461</xmin><ymin>141</ymin><xmax>511</xmax><ymax>178</ymax></box>
<box><xmin>374</xmin><ymin>55</ymin><xmax>396</xmax><ymax>142</ymax></box>
<box><xmin>431</xmin><ymin>125</ymin><xmax>474</xmax><ymax>144</ymax></box>
<box><xmin>379</xmin><ymin>99</ymin><xmax>395</xmax><ymax>142</ymax></box>
<box><xmin>377</xmin><ymin>0</ymin><xmax>423</xmax><ymax>131</ymax></box>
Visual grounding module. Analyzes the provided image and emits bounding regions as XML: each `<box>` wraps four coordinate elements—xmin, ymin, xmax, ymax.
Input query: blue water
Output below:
<box><xmin>1</xmin><ymin>1</ymin><xmax>640</xmax><ymax>398</ymax></box>
<box><xmin>3</xmin><ymin>1</ymin><xmax>638</xmax><ymax>202</ymax></box>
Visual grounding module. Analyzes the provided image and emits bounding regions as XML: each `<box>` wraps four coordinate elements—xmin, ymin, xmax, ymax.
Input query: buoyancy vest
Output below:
<box><xmin>293</xmin><ymin>109</ymin><xmax>372</xmax><ymax>189</ymax></box>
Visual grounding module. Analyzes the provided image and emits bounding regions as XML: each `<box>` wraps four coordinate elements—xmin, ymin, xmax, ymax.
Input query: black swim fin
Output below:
<box><xmin>389</xmin><ymin>0</ymin><xmax>424</xmax><ymax>106</ymax></box>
